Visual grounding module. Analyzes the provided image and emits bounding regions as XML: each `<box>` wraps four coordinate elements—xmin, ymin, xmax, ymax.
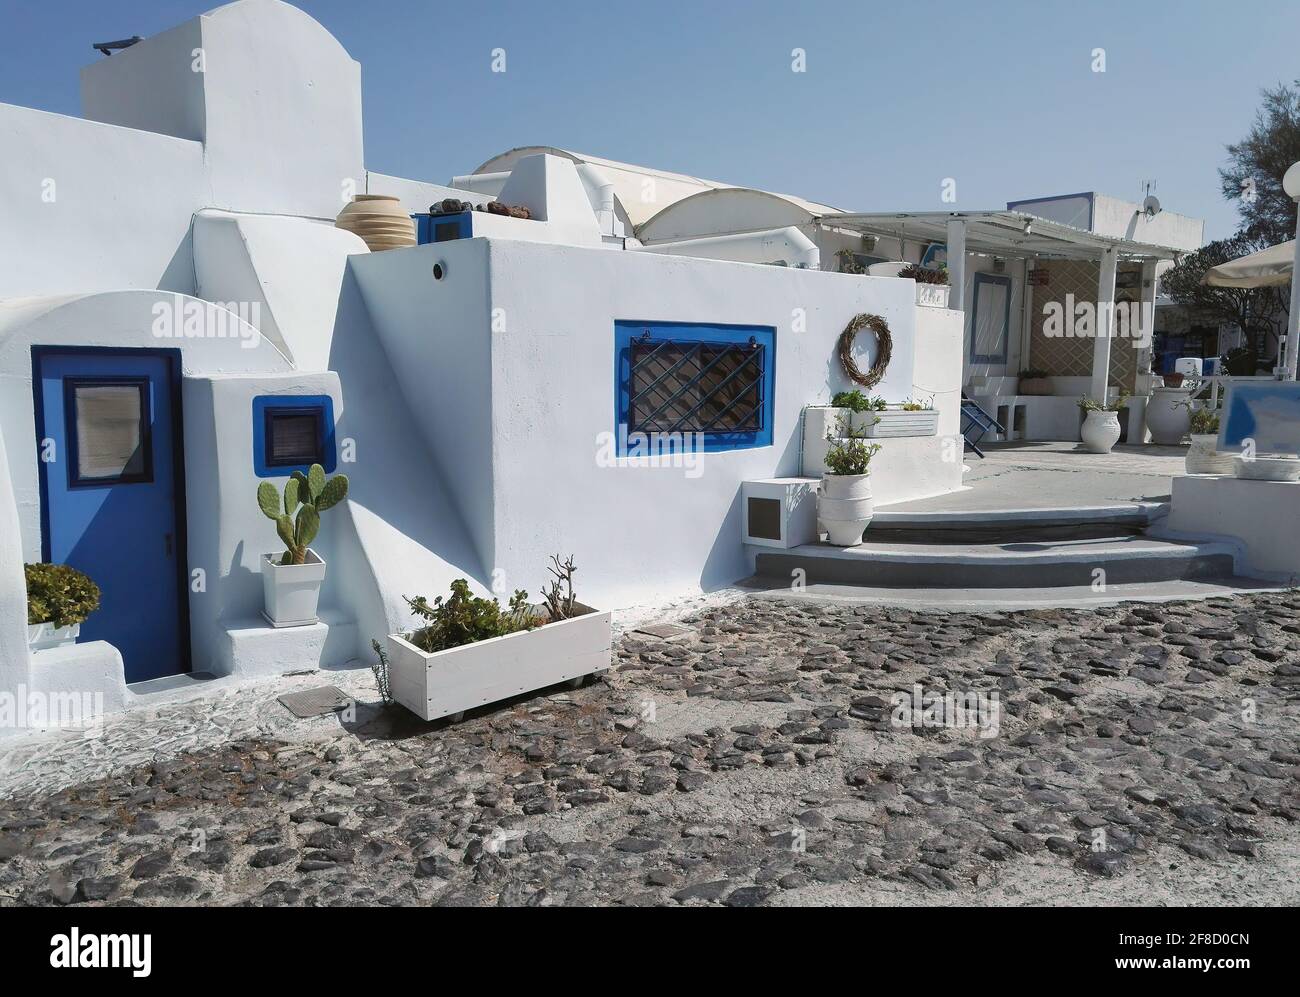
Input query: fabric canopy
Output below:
<box><xmin>1202</xmin><ymin>240</ymin><xmax>1296</xmax><ymax>287</ymax></box>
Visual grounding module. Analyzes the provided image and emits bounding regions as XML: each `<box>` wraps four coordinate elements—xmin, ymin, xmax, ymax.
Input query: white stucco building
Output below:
<box><xmin>0</xmin><ymin>0</ymin><xmax>969</xmax><ymax>731</ymax></box>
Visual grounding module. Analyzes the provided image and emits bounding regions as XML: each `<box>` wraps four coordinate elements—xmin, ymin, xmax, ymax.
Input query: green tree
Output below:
<box><xmin>1158</xmin><ymin>234</ymin><xmax>1289</xmax><ymax>364</ymax></box>
<box><xmin>1219</xmin><ymin>80</ymin><xmax>1300</xmax><ymax>244</ymax></box>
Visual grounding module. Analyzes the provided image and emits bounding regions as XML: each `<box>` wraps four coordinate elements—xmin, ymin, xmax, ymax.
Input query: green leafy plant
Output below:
<box><xmin>898</xmin><ymin>263</ymin><xmax>949</xmax><ymax>285</ymax></box>
<box><xmin>25</xmin><ymin>563</ymin><xmax>100</xmax><ymax>628</ymax></box>
<box><xmin>1078</xmin><ymin>393</ymin><xmax>1129</xmax><ymax>413</ymax></box>
<box><xmin>831</xmin><ymin>389</ymin><xmax>869</xmax><ymax>412</ymax></box>
<box><xmin>1017</xmin><ymin>368</ymin><xmax>1050</xmax><ymax>380</ymax></box>
<box><xmin>257</xmin><ymin>463</ymin><xmax>349</xmax><ymax>566</ymax></box>
<box><xmin>402</xmin><ymin>579</ymin><xmax>537</xmax><ymax>653</ymax></box>
<box><xmin>1189</xmin><ymin>407</ymin><xmax>1221</xmax><ymax>435</ymax></box>
<box><xmin>900</xmin><ymin>396</ymin><xmax>933</xmax><ymax>412</ymax></box>
<box><xmin>824</xmin><ymin>417</ymin><xmax>881</xmax><ymax>476</ymax></box>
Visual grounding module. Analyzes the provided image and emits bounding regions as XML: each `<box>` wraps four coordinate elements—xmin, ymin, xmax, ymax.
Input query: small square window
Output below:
<box><xmin>67</xmin><ymin>378</ymin><xmax>152</xmax><ymax>486</ymax></box>
<box><xmin>266</xmin><ymin>410</ymin><xmax>323</xmax><ymax>467</ymax></box>
<box><xmin>252</xmin><ymin>395</ymin><xmax>336</xmax><ymax>477</ymax></box>
<box><xmin>434</xmin><ymin>221</ymin><xmax>462</xmax><ymax>242</ymax></box>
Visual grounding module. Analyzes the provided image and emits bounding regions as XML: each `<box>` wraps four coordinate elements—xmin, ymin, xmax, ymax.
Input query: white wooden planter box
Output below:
<box><xmin>388</xmin><ymin>605</ymin><xmax>613</xmax><ymax>722</ymax></box>
<box><xmin>915</xmin><ymin>284</ymin><xmax>950</xmax><ymax>308</ymax></box>
<box><xmin>853</xmin><ymin>408</ymin><xmax>939</xmax><ymax>439</ymax></box>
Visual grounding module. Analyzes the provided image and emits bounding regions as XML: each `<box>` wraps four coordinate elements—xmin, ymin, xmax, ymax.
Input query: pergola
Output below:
<box><xmin>812</xmin><ymin>210</ymin><xmax>1183</xmax><ymax>401</ymax></box>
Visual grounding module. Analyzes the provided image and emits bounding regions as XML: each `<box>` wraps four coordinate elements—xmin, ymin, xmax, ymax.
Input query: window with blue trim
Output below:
<box><xmin>615</xmin><ymin>322</ymin><xmax>775</xmax><ymax>454</ymax></box>
<box><xmin>252</xmin><ymin>395</ymin><xmax>337</xmax><ymax>477</ymax></box>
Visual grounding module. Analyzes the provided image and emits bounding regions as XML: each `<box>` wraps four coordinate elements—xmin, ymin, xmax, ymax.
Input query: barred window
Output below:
<box><xmin>628</xmin><ymin>339</ymin><xmax>765</xmax><ymax>435</ymax></box>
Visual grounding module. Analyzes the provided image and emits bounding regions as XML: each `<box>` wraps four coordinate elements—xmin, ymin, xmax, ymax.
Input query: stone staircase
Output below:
<box><xmin>749</xmin><ymin>504</ymin><xmax>1280</xmax><ymax>605</ymax></box>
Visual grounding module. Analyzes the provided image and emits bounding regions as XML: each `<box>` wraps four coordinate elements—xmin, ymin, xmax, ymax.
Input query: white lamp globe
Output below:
<box><xmin>1283</xmin><ymin>162</ymin><xmax>1300</xmax><ymax>201</ymax></box>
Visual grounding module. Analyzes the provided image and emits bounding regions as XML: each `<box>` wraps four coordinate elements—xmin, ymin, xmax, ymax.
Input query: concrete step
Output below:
<box><xmin>753</xmin><ymin>535</ymin><xmax>1237</xmax><ymax>589</ymax></box>
<box><xmin>870</xmin><ymin>501</ymin><xmax>1165</xmax><ymax>531</ymax></box>
<box><xmin>736</xmin><ymin>574</ymin><xmax>1288</xmax><ymax>610</ymax></box>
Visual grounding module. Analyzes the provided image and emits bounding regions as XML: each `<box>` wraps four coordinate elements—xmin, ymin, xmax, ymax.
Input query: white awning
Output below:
<box><xmin>1202</xmin><ymin>239</ymin><xmax>1294</xmax><ymax>288</ymax></box>
<box><xmin>814</xmin><ymin>210</ymin><xmax>1182</xmax><ymax>262</ymax></box>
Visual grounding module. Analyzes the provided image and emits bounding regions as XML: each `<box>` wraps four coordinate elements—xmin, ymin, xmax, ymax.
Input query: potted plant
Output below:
<box><xmin>386</xmin><ymin>555</ymin><xmax>612</xmax><ymax>722</ymax></box>
<box><xmin>1185</xmin><ymin>406</ymin><xmax>1232</xmax><ymax>475</ymax></box>
<box><xmin>898</xmin><ymin>263</ymin><xmax>951</xmax><ymax>307</ymax></box>
<box><xmin>818</xmin><ymin>419</ymin><xmax>882</xmax><ymax>545</ymax></box>
<box><xmin>256</xmin><ymin>464</ymin><xmax>349</xmax><ymax>627</ymax></box>
<box><xmin>24</xmin><ymin>563</ymin><xmax>100</xmax><ymax>650</ymax></box>
<box><xmin>1077</xmin><ymin>395</ymin><xmax>1128</xmax><ymax>454</ymax></box>
<box><xmin>1017</xmin><ymin>369</ymin><xmax>1053</xmax><ymax>396</ymax></box>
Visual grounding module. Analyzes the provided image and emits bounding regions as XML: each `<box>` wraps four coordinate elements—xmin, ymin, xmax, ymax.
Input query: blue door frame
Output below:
<box><xmin>32</xmin><ymin>346</ymin><xmax>190</xmax><ymax>682</ymax></box>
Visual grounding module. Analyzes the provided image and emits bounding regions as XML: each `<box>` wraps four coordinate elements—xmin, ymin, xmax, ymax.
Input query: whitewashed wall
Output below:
<box><xmin>0</xmin><ymin>104</ymin><xmax>202</xmax><ymax>300</ymax></box>
<box><xmin>352</xmin><ymin>239</ymin><xmax>958</xmax><ymax>608</ymax></box>
<box><xmin>82</xmin><ymin>0</ymin><xmax>363</xmax><ymax>220</ymax></box>
<box><xmin>0</xmin><ymin>424</ymin><xmax>30</xmax><ymax>731</ymax></box>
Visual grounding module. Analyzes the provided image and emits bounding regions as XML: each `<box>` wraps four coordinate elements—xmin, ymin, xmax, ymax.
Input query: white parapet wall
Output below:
<box><xmin>1165</xmin><ymin>475</ymin><xmax>1300</xmax><ymax>583</ymax></box>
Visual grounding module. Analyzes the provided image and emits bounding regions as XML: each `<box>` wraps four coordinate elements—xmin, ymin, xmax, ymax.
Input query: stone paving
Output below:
<box><xmin>1</xmin><ymin>591</ymin><xmax>1298</xmax><ymax>907</ymax></box>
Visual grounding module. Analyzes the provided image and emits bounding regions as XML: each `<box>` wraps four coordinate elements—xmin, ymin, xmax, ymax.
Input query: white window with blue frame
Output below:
<box><xmin>969</xmin><ymin>272</ymin><xmax>1013</xmax><ymax>364</ymax></box>
<box><xmin>614</xmin><ymin>321</ymin><xmax>775</xmax><ymax>455</ymax></box>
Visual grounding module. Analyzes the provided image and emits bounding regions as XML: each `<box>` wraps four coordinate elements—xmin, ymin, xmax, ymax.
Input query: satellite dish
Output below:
<box><xmin>1142</xmin><ymin>194</ymin><xmax>1161</xmax><ymax>218</ymax></box>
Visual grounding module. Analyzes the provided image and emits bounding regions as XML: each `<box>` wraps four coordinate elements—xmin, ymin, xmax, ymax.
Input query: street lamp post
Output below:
<box><xmin>1281</xmin><ymin>162</ymin><xmax>1300</xmax><ymax>381</ymax></box>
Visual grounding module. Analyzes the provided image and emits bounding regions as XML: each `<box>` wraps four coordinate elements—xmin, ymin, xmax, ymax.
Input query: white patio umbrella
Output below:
<box><xmin>1201</xmin><ymin>239</ymin><xmax>1295</xmax><ymax>287</ymax></box>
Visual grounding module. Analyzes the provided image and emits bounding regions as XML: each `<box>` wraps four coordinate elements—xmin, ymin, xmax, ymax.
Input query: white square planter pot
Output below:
<box><xmin>261</xmin><ymin>549</ymin><xmax>327</xmax><ymax>627</ymax></box>
<box><xmin>27</xmin><ymin>622</ymin><xmax>79</xmax><ymax>650</ymax></box>
<box><xmin>853</xmin><ymin>409</ymin><xmax>939</xmax><ymax>439</ymax></box>
<box><xmin>388</xmin><ymin>605</ymin><xmax>613</xmax><ymax>722</ymax></box>
<box><xmin>915</xmin><ymin>284</ymin><xmax>949</xmax><ymax>308</ymax></box>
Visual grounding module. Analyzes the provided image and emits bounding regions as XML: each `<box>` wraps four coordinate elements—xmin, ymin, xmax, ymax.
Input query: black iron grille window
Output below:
<box><xmin>628</xmin><ymin>338</ymin><xmax>764</xmax><ymax>435</ymax></box>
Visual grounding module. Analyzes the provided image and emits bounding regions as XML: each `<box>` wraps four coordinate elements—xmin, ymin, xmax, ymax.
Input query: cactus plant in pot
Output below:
<box><xmin>818</xmin><ymin>418</ymin><xmax>882</xmax><ymax>546</ymax></box>
<box><xmin>257</xmin><ymin>464</ymin><xmax>348</xmax><ymax>627</ymax></box>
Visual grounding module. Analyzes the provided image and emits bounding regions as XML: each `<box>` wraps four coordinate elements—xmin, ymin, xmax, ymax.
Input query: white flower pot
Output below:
<box><xmin>261</xmin><ymin>548</ymin><xmax>326</xmax><ymax>627</ymax></box>
<box><xmin>387</xmin><ymin>605</ymin><xmax>612</xmax><ymax>721</ymax></box>
<box><xmin>818</xmin><ymin>473</ymin><xmax>874</xmax><ymax>545</ymax></box>
<box><xmin>1185</xmin><ymin>434</ymin><xmax>1233</xmax><ymax>475</ymax></box>
<box><xmin>1233</xmin><ymin>456</ymin><xmax>1300</xmax><ymax>482</ymax></box>
<box><xmin>1146</xmin><ymin>386</ymin><xmax>1193</xmax><ymax>445</ymax></box>
<box><xmin>915</xmin><ymin>283</ymin><xmax>949</xmax><ymax>308</ymax></box>
<box><xmin>1080</xmin><ymin>410</ymin><xmax>1121</xmax><ymax>454</ymax></box>
<box><xmin>27</xmin><ymin>622</ymin><xmax>79</xmax><ymax>650</ymax></box>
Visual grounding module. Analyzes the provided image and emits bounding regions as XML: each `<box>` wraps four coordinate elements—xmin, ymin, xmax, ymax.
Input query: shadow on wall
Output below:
<box><xmin>326</xmin><ymin>269</ymin><xmax>487</xmax><ymax>635</ymax></box>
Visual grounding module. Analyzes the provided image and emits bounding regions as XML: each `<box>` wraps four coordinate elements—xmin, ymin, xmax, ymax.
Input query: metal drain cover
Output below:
<box><xmin>632</xmin><ymin>623</ymin><xmax>693</xmax><ymax>639</ymax></box>
<box><xmin>277</xmin><ymin>685</ymin><xmax>352</xmax><ymax>718</ymax></box>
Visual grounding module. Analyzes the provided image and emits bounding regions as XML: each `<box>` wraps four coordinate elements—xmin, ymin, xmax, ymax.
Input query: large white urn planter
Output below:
<box><xmin>818</xmin><ymin>473</ymin><xmax>874</xmax><ymax>545</ymax></box>
<box><xmin>261</xmin><ymin>549</ymin><xmax>326</xmax><ymax>627</ymax></box>
<box><xmin>1185</xmin><ymin>435</ymin><xmax>1233</xmax><ymax>475</ymax></box>
<box><xmin>388</xmin><ymin>606</ymin><xmax>613</xmax><ymax>722</ymax></box>
<box><xmin>1146</xmin><ymin>386</ymin><xmax>1193</xmax><ymax>445</ymax></box>
<box><xmin>27</xmin><ymin>622</ymin><xmax>79</xmax><ymax>650</ymax></box>
<box><xmin>1080</xmin><ymin>410</ymin><xmax>1121</xmax><ymax>454</ymax></box>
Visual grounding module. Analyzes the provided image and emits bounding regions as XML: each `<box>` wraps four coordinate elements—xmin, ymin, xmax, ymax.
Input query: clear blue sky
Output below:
<box><xmin>3</xmin><ymin>0</ymin><xmax>1296</xmax><ymax>240</ymax></box>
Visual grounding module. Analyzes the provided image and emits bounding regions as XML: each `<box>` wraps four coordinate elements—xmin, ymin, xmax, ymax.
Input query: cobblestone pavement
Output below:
<box><xmin>2</xmin><ymin>591</ymin><xmax>1298</xmax><ymax>907</ymax></box>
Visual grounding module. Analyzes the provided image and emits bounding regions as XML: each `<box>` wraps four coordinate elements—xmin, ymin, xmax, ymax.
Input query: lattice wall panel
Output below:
<box><xmin>1027</xmin><ymin>260</ymin><xmax>1140</xmax><ymax>392</ymax></box>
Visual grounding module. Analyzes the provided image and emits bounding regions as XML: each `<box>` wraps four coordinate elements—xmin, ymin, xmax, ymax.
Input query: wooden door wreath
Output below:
<box><xmin>837</xmin><ymin>313</ymin><xmax>892</xmax><ymax>389</ymax></box>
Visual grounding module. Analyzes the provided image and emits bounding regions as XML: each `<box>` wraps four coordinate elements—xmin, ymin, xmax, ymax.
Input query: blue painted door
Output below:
<box><xmin>36</xmin><ymin>350</ymin><xmax>188</xmax><ymax>682</ymax></box>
